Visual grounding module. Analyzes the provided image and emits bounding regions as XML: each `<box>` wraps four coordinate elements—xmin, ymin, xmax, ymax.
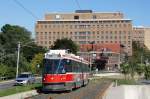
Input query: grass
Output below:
<box><xmin>0</xmin><ymin>83</ymin><xmax>42</xmax><ymax>97</ymax></box>
<box><xmin>100</xmin><ymin>77</ymin><xmax>137</xmax><ymax>85</ymax></box>
<box><xmin>115</xmin><ymin>79</ymin><xmax>137</xmax><ymax>85</ymax></box>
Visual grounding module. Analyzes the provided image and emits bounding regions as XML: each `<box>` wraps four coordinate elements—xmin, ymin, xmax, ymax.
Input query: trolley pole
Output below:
<box><xmin>16</xmin><ymin>42</ymin><xmax>20</xmax><ymax>78</ymax></box>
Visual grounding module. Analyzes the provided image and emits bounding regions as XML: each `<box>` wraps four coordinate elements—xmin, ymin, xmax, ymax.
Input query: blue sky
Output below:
<box><xmin>0</xmin><ymin>0</ymin><xmax>150</xmax><ymax>37</ymax></box>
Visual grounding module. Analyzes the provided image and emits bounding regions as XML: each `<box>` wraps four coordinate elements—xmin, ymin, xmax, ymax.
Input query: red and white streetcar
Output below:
<box><xmin>42</xmin><ymin>50</ymin><xmax>90</xmax><ymax>91</ymax></box>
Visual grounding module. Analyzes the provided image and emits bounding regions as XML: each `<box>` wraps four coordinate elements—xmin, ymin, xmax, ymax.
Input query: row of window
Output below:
<box><xmin>36</xmin><ymin>23</ymin><xmax>131</xmax><ymax>29</ymax></box>
<box><xmin>37</xmin><ymin>35</ymin><xmax>131</xmax><ymax>41</ymax></box>
<box><xmin>74</xmin><ymin>36</ymin><xmax>131</xmax><ymax>39</ymax></box>
<box><xmin>38</xmin><ymin>20</ymin><xmax>130</xmax><ymax>24</ymax></box>
<box><xmin>37</xmin><ymin>40</ymin><xmax>131</xmax><ymax>45</ymax></box>
<box><xmin>36</xmin><ymin>31</ymin><xmax>131</xmax><ymax>35</ymax></box>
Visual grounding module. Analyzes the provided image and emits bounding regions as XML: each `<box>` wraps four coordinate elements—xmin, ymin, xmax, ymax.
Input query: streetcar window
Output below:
<box><xmin>65</xmin><ymin>59</ymin><xmax>72</xmax><ymax>72</ymax></box>
<box><xmin>43</xmin><ymin>59</ymin><xmax>66</xmax><ymax>74</ymax></box>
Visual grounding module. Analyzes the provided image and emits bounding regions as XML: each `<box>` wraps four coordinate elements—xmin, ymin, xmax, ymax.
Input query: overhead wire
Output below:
<box><xmin>13</xmin><ymin>0</ymin><xmax>39</xmax><ymax>20</ymax></box>
<box><xmin>75</xmin><ymin>0</ymin><xmax>81</xmax><ymax>10</ymax></box>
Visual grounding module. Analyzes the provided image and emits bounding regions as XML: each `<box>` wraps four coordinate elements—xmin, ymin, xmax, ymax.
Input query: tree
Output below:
<box><xmin>51</xmin><ymin>38</ymin><xmax>79</xmax><ymax>54</ymax></box>
<box><xmin>0</xmin><ymin>24</ymin><xmax>31</xmax><ymax>53</ymax></box>
<box><xmin>0</xmin><ymin>24</ymin><xmax>46</xmax><ymax>78</ymax></box>
<box><xmin>120</xmin><ymin>63</ymin><xmax>130</xmax><ymax>79</ymax></box>
<box><xmin>0</xmin><ymin>64</ymin><xmax>15</xmax><ymax>79</ymax></box>
<box><xmin>21</xmin><ymin>43</ymin><xmax>46</xmax><ymax>62</ymax></box>
<box><xmin>0</xmin><ymin>64</ymin><xmax>8</xmax><ymax>77</ymax></box>
<box><xmin>136</xmin><ymin>63</ymin><xmax>145</xmax><ymax>79</ymax></box>
<box><xmin>144</xmin><ymin>65</ymin><xmax>150</xmax><ymax>80</ymax></box>
<box><xmin>30</xmin><ymin>53</ymin><xmax>44</xmax><ymax>74</ymax></box>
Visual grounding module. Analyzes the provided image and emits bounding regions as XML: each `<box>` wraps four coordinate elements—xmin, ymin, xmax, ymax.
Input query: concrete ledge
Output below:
<box><xmin>104</xmin><ymin>85</ymin><xmax>150</xmax><ymax>99</ymax></box>
<box><xmin>102</xmin><ymin>82</ymin><xmax>114</xmax><ymax>99</ymax></box>
<box><xmin>1</xmin><ymin>90</ymin><xmax>38</xmax><ymax>99</ymax></box>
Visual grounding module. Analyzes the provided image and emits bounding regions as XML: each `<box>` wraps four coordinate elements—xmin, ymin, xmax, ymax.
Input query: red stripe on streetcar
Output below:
<box><xmin>43</xmin><ymin>74</ymin><xmax>74</xmax><ymax>83</ymax></box>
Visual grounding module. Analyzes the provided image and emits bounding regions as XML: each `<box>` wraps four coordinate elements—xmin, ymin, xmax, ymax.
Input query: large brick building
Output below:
<box><xmin>133</xmin><ymin>27</ymin><xmax>150</xmax><ymax>50</ymax></box>
<box><xmin>35</xmin><ymin>10</ymin><xmax>133</xmax><ymax>56</ymax></box>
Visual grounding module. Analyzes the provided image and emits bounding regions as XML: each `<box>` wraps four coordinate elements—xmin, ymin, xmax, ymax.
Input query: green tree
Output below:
<box><xmin>21</xmin><ymin>43</ymin><xmax>46</xmax><ymax>62</ymax></box>
<box><xmin>30</xmin><ymin>53</ymin><xmax>44</xmax><ymax>74</ymax></box>
<box><xmin>120</xmin><ymin>63</ymin><xmax>130</xmax><ymax>79</ymax></box>
<box><xmin>0</xmin><ymin>64</ymin><xmax>15</xmax><ymax>79</ymax></box>
<box><xmin>0</xmin><ymin>24</ymin><xmax>31</xmax><ymax>53</ymax></box>
<box><xmin>0</xmin><ymin>24</ymin><xmax>46</xmax><ymax>78</ymax></box>
<box><xmin>136</xmin><ymin>63</ymin><xmax>145</xmax><ymax>79</ymax></box>
<box><xmin>51</xmin><ymin>38</ymin><xmax>79</xmax><ymax>54</ymax></box>
<box><xmin>0</xmin><ymin>64</ymin><xmax>8</xmax><ymax>77</ymax></box>
<box><xmin>144</xmin><ymin>65</ymin><xmax>150</xmax><ymax>80</ymax></box>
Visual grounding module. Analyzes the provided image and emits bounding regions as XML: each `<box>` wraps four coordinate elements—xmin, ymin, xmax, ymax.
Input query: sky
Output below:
<box><xmin>0</xmin><ymin>0</ymin><xmax>150</xmax><ymax>38</ymax></box>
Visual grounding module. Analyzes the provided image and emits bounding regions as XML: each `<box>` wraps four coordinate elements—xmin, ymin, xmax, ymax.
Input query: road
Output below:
<box><xmin>0</xmin><ymin>80</ymin><xmax>15</xmax><ymax>91</ymax></box>
<box><xmin>30</xmin><ymin>79</ymin><xmax>112</xmax><ymax>99</ymax></box>
<box><xmin>0</xmin><ymin>77</ymin><xmax>42</xmax><ymax>91</ymax></box>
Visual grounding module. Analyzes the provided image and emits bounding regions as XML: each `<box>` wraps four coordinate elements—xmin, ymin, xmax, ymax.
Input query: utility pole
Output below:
<box><xmin>16</xmin><ymin>42</ymin><xmax>20</xmax><ymax>78</ymax></box>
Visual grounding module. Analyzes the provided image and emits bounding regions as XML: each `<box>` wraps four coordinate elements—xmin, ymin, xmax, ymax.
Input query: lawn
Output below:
<box><xmin>99</xmin><ymin>77</ymin><xmax>137</xmax><ymax>85</ymax></box>
<box><xmin>0</xmin><ymin>83</ymin><xmax>42</xmax><ymax>97</ymax></box>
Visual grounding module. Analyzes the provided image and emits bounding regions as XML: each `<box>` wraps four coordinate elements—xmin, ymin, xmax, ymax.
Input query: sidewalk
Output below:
<box><xmin>1</xmin><ymin>90</ymin><xmax>38</xmax><ymax>99</ymax></box>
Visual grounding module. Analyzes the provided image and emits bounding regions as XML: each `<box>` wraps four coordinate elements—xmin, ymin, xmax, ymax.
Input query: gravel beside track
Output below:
<box><xmin>29</xmin><ymin>78</ymin><xmax>112</xmax><ymax>99</ymax></box>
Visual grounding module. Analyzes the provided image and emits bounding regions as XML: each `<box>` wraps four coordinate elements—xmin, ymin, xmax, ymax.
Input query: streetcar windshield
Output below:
<box><xmin>43</xmin><ymin>59</ymin><xmax>66</xmax><ymax>74</ymax></box>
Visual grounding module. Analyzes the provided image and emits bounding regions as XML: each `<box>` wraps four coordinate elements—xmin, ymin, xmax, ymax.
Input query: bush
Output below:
<box><xmin>0</xmin><ymin>64</ymin><xmax>16</xmax><ymax>79</ymax></box>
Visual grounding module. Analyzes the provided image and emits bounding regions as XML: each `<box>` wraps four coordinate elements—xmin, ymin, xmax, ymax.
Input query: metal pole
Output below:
<box><xmin>16</xmin><ymin>42</ymin><xmax>20</xmax><ymax>78</ymax></box>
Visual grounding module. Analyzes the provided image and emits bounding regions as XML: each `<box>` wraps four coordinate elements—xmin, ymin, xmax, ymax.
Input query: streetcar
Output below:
<box><xmin>42</xmin><ymin>50</ymin><xmax>90</xmax><ymax>91</ymax></box>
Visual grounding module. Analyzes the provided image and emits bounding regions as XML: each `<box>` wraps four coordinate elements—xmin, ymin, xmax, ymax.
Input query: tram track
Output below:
<box><xmin>29</xmin><ymin>79</ymin><xmax>112</xmax><ymax>99</ymax></box>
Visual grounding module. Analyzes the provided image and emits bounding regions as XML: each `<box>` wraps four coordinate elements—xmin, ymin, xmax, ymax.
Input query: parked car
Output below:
<box><xmin>15</xmin><ymin>72</ymin><xmax>35</xmax><ymax>85</ymax></box>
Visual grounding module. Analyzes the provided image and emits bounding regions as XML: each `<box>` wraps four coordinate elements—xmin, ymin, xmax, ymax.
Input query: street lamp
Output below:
<box><xmin>88</xmin><ymin>41</ymin><xmax>95</xmax><ymax>72</ymax></box>
<box><xmin>16</xmin><ymin>42</ymin><xmax>20</xmax><ymax>78</ymax></box>
<box><xmin>16</xmin><ymin>41</ymin><xmax>35</xmax><ymax>78</ymax></box>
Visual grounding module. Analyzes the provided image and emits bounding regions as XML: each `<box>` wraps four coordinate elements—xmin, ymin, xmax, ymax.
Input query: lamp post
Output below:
<box><xmin>89</xmin><ymin>41</ymin><xmax>95</xmax><ymax>72</ymax></box>
<box><xmin>16</xmin><ymin>41</ymin><xmax>35</xmax><ymax>78</ymax></box>
<box><xmin>16</xmin><ymin>42</ymin><xmax>20</xmax><ymax>78</ymax></box>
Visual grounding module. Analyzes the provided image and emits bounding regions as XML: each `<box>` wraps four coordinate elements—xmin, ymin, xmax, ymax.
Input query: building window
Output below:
<box><xmin>45</xmin><ymin>25</ymin><xmax>47</xmax><ymax>28</ymax></box>
<box><xmin>74</xmin><ymin>16</ymin><xmax>79</xmax><ymax>19</ymax></box>
<box><xmin>93</xmin><ymin>15</ymin><xmax>97</xmax><ymax>19</ymax></box>
<box><xmin>110</xmin><ymin>36</ymin><xmax>112</xmax><ymax>39</ymax></box>
<box><xmin>55</xmin><ymin>15</ymin><xmax>61</xmax><ymax>19</ymax></box>
<box><xmin>45</xmin><ymin>41</ymin><xmax>47</xmax><ymax>44</ymax></box>
<box><xmin>106</xmin><ymin>36</ymin><xmax>108</xmax><ymax>39</ymax></box>
<box><xmin>97</xmin><ymin>31</ymin><xmax>99</xmax><ymax>34</ymax></box>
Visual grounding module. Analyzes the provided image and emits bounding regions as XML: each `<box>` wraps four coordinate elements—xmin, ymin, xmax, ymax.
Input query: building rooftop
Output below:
<box><xmin>80</xmin><ymin>43</ymin><xmax>121</xmax><ymax>53</ymax></box>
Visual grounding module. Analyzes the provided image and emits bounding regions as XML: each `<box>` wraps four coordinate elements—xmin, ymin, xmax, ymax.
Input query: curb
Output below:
<box><xmin>1</xmin><ymin>90</ymin><xmax>38</xmax><ymax>99</ymax></box>
<box><xmin>101</xmin><ymin>82</ymin><xmax>114</xmax><ymax>99</ymax></box>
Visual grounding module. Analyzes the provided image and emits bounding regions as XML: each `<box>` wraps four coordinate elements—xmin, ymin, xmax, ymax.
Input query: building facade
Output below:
<box><xmin>35</xmin><ymin>10</ymin><xmax>133</xmax><ymax>56</ymax></box>
<box><xmin>133</xmin><ymin>27</ymin><xmax>145</xmax><ymax>46</ymax></box>
<box><xmin>133</xmin><ymin>27</ymin><xmax>150</xmax><ymax>50</ymax></box>
<box><xmin>144</xmin><ymin>28</ymin><xmax>150</xmax><ymax>50</ymax></box>
<box><xmin>78</xmin><ymin>43</ymin><xmax>121</xmax><ymax>70</ymax></box>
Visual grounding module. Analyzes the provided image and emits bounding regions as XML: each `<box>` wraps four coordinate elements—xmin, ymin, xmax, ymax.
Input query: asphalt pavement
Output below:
<box><xmin>0</xmin><ymin>80</ymin><xmax>15</xmax><ymax>91</ymax></box>
<box><xmin>0</xmin><ymin>77</ymin><xmax>42</xmax><ymax>91</ymax></box>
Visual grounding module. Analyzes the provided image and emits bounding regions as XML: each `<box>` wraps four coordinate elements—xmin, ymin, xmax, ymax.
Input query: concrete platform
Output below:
<box><xmin>104</xmin><ymin>85</ymin><xmax>150</xmax><ymax>99</ymax></box>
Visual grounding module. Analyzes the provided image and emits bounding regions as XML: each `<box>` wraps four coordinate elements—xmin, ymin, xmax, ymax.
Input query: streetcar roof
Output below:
<box><xmin>44</xmin><ymin>50</ymin><xmax>89</xmax><ymax>64</ymax></box>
